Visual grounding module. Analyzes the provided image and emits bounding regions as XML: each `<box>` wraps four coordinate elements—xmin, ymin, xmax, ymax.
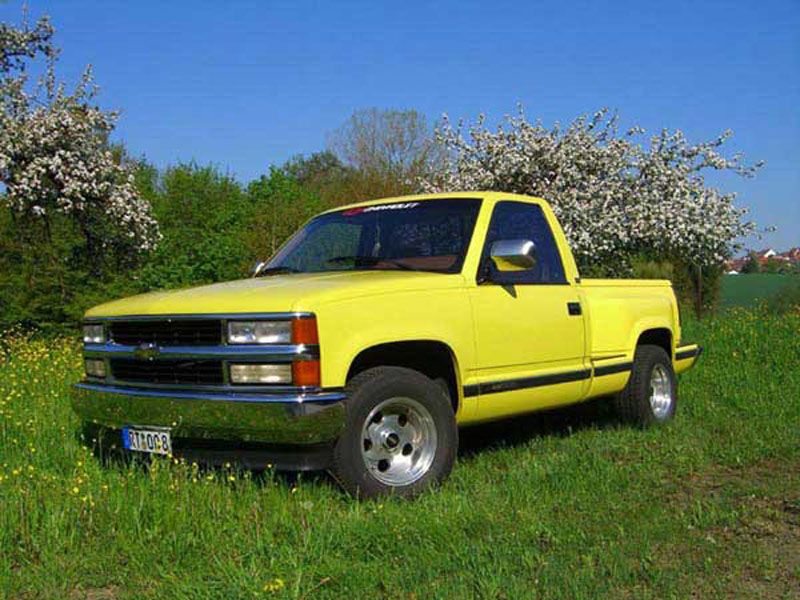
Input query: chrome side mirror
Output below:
<box><xmin>489</xmin><ymin>239</ymin><xmax>537</xmax><ymax>272</ymax></box>
<box><xmin>251</xmin><ymin>260</ymin><xmax>266</xmax><ymax>277</ymax></box>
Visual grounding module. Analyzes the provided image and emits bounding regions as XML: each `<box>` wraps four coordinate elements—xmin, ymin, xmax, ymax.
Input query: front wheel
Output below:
<box><xmin>331</xmin><ymin>366</ymin><xmax>457</xmax><ymax>499</ymax></box>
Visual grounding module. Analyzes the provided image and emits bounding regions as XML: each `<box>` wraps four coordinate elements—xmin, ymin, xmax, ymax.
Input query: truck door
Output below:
<box><xmin>467</xmin><ymin>200</ymin><xmax>588</xmax><ymax>420</ymax></box>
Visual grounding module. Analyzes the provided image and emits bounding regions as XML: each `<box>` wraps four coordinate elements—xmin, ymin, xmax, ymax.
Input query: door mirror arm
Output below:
<box><xmin>477</xmin><ymin>258</ymin><xmax>493</xmax><ymax>285</ymax></box>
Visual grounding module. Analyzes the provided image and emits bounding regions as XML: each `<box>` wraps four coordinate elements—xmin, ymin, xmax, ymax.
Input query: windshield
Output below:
<box><xmin>264</xmin><ymin>199</ymin><xmax>481</xmax><ymax>274</ymax></box>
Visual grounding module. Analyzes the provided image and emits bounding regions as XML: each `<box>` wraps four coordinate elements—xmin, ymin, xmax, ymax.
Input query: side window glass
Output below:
<box><xmin>481</xmin><ymin>202</ymin><xmax>567</xmax><ymax>284</ymax></box>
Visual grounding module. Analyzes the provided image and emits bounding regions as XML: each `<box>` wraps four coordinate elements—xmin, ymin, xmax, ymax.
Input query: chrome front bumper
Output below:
<box><xmin>71</xmin><ymin>382</ymin><xmax>346</xmax><ymax>445</ymax></box>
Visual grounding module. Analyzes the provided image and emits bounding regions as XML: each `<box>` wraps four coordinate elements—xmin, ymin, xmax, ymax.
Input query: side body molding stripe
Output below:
<box><xmin>675</xmin><ymin>345</ymin><xmax>703</xmax><ymax>361</ymax></box>
<box><xmin>463</xmin><ymin>345</ymin><xmax>703</xmax><ymax>399</ymax></box>
<box><xmin>464</xmin><ymin>362</ymin><xmax>635</xmax><ymax>398</ymax></box>
<box><xmin>593</xmin><ymin>361</ymin><xmax>634</xmax><ymax>376</ymax></box>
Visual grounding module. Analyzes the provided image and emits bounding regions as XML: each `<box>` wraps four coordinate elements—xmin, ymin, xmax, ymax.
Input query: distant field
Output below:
<box><xmin>720</xmin><ymin>273</ymin><xmax>798</xmax><ymax>308</ymax></box>
<box><xmin>2</xmin><ymin>310</ymin><xmax>799</xmax><ymax>599</ymax></box>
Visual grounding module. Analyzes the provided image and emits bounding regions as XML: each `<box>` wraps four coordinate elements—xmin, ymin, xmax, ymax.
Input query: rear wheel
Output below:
<box><xmin>331</xmin><ymin>366</ymin><xmax>457</xmax><ymax>499</ymax></box>
<box><xmin>614</xmin><ymin>344</ymin><xmax>677</xmax><ymax>427</ymax></box>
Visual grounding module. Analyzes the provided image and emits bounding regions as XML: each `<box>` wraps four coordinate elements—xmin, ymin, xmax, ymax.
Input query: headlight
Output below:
<box><xmin>227</xmin><ymin>321</ymin><xmax>291</xmax><ymax>344</ymax></box>
<box><xmin>229</xmin><ymin>363</ymin><xmax>292</xmax><ymax>384</ymax></box>
<box><xmin>82</xmin><ymin>324</ymin><xmax>105</xmax><ymax>344</ymax></box>
<box><xmin>84</xmin><ymin>359</ymin><xmax>106</xmax><ymax>378</ymax></box>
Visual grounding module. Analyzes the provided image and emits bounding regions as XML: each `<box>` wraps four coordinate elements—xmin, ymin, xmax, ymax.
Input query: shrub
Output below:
<box><xmin>134</xmin><ymin>164</ymin><xmax>253</xmax><ymax>290</ymax></box>
<box><xmin>625</xmin><ymin>255</ymin><xmax>721</xmax><ymax>318</ymax></box>
<box><xmin>630</xmin><ymin>256</ymin><xmax>675</xmax><ymax>280</ymax></box>
<box><xmin>740</xmin><ymin>252</ymin><xmax>760</xmax><ymax>274</ymax></box>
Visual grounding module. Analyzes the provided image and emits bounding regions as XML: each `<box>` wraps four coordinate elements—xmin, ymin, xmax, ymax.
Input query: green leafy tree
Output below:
<box><xmin>246</xmin><ymin>167</ymin><xmax>327</xmax><ymax>260</ymax></box>
<box><xmin>136</xmin><ymin>164</ymin><xmax>251</xmax><ymax>289</ymax></box>
<box><xmin>764</xmin><ymin>257</ymin><xmax>780</xmax><ymax>274</ymax></box>
<box><xmin>741</xmin><ymin>252</ymin><xmax>760</xmax><ymax>274</ymax></box>
<box><xmin>282</xmin><ymin>151</ymin><xmax>350</xmax><ymax>188</ymax></box>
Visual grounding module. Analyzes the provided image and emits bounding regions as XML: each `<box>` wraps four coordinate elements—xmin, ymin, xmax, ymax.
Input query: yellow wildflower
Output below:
<box><xmin>263</xmin><ymin>578</ymin><xmax>285</xmax><ymax>593</ymax></box>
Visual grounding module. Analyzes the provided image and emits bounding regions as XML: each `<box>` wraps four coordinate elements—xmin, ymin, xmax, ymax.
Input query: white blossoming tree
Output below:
<box><xmin>0</xmin><ymin>14</ymin><xmax>160</xmax><ymax>264</ymax></box>
<box><xmin>424</xmin><ymin>107</ymin><xmax>761</xmax><ymax>276</ymax></box>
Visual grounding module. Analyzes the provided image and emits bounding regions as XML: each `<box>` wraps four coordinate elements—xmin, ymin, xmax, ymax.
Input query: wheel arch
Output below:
<box><xmin>345</xmin><ymin>340</ymin><xmax>462</xmax><ymax>415</ymax></box>
<box><xmin>635</xmin><ymin>327</ymin><xmax>673</xmax><ymax>357</ymax></box>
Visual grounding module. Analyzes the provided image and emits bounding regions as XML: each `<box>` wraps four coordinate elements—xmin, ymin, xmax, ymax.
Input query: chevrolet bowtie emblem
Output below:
<box><xmin>134</xmin><ymin>342</ymin><xmax>160</xmax><ymax>361</ymax></box>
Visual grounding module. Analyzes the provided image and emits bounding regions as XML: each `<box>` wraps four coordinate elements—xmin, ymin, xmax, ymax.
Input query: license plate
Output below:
<box><xmin>122</xmin><ymin>427</ymin><xmax>172</xmax><ymax>456</ymax></box>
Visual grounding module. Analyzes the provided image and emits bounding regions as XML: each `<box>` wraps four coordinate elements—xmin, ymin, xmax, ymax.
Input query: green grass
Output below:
<box><xmin>2</xmin><ymin>310</ymin><xmax>799</xmax><ymax>599</ymax></box>
<box><xmin>720</xmin><ymin>273</ymin><xmax>798</xmax><ymax>308</ymax></box>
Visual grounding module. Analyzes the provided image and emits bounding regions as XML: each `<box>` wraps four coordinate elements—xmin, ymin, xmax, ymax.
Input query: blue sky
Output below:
<box><xmin>3</xmin><ymin>0</ymin><xmax>799</xmax><ymax>250</ymax></box>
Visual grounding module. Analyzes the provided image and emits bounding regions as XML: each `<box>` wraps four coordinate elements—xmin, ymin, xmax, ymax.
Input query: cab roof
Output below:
<box><xmin>320</xmin><ymin>191</ymin><xmax>548</xmax><ymax>215</ymax></box>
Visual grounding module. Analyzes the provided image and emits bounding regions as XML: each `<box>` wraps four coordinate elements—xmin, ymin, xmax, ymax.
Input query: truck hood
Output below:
<box><xmin>85</xmin><ymin>270</ymin><xmax>465</xmax><ymax>317</ymax></box>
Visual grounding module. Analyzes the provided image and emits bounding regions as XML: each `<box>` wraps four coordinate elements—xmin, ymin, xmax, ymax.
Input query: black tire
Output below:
<box><xmin>331</xmin><ymin>366</ymin><xmax>458</xmax><ymax>499</ymax></box>
<box><xmin>613</xmin><ymin>344</ymin><xmax>677</xmax><ymax>427</ymax></box>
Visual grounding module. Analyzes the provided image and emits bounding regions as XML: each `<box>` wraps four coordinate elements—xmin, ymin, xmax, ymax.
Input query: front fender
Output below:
<box><xmin>313</xmin><ymin>287</ymin><xmax>476</xmax><ymax>394</ymax></box>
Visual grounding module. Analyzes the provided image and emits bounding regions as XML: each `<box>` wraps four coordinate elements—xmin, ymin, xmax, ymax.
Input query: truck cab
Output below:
<box><xmin>73</xmin><ymin>192</ymin><xmax>701</xmax><ymax>498</ymax></box>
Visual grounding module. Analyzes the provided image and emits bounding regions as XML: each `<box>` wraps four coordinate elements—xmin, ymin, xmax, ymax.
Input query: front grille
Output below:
<box><xmin>110</xmin><ymin>358</ymin><xmax>224</xmax><ymax>385</ymax></box>
<box><xmin>110</xmin><ymin>320</ymin><xmax>222</xmax><ymax>346</ymax></box>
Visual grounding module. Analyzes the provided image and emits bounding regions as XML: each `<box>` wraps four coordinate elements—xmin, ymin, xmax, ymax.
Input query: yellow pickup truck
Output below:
<box><xmin>73</xmin><ymin>192</ymin><xmax>701</xmax><ymax>498</ymax></box>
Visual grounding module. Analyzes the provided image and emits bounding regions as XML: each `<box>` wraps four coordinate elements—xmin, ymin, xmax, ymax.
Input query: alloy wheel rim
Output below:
<box><xmin>361</xmin><ymin>396</ymin><xmax>437</xmax><ymax>486</ymax></box>
<box><xmin>649</xmin><ymin>364</ymin><xmax>673</xmax><ymax>419</ymax></box>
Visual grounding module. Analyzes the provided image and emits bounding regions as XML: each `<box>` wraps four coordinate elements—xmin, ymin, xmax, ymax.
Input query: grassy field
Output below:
<box><xmin>720</xmin><ymin>274</ymin><xmax>798</xmax><ymax>308</ymax></box>
<box><xmin>1</xmin><ymin>310</ymin><xmax>799</xmax><ymax>599</ymax></box>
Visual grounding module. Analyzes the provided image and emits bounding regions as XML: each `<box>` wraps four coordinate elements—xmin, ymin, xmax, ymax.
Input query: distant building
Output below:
<box><xmin>724</xmin><ymin>247</ymin><xmax>800</xmax><ymax>274</ymax></box>
<box><xmin>782</xmin><ymin>247</ymin><xmax>800</xmax><ymax>262</ymax></box>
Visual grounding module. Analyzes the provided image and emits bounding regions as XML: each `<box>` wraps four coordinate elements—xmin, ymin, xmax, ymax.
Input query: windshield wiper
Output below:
<box><xmin>255</xmin><ymin>266</ymin><xmax>300</xmax><ymax>277</ymax></box>
<box><xmin>326</xmin><ymin>255</ymin><xmax>415</xmax><ymax>271</ymax></box>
